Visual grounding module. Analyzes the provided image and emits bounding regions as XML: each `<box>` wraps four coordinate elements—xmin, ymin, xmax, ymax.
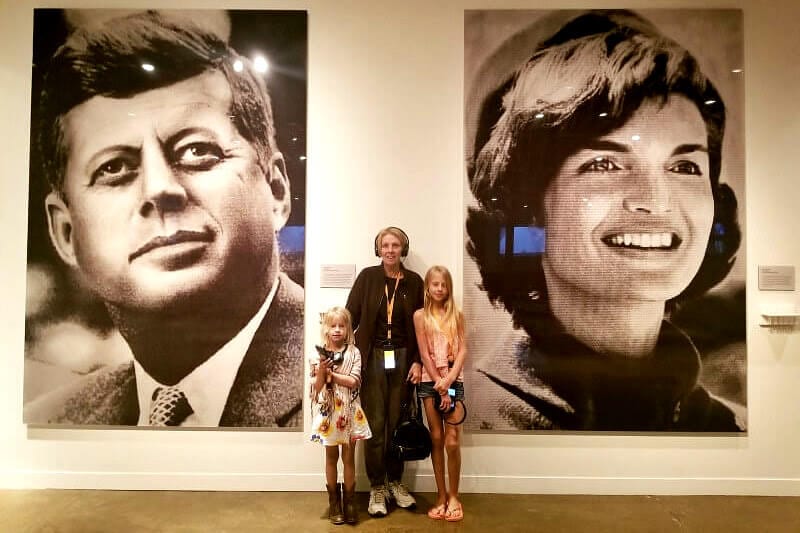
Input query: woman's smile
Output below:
<box><xmin>601</xmin><ymin>232</ymin><xmax>680</xmax><ymax>250</ymax></box>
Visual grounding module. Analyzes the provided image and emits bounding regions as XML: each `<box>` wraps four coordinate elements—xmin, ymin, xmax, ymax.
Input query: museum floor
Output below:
<box><xmin>1</xmin><ymin>490</ymin><xmax>799</xmax><ymax>532</ymax></box>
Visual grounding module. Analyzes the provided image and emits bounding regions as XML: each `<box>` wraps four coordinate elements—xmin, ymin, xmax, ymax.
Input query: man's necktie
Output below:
<box><xmin>149</xmin><ymin>386</ymin><xmax>193</xmax><ymax>426</ymax></box>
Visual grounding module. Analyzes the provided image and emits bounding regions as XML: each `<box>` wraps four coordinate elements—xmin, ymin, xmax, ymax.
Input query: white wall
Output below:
<box><xmin>2</xmin><ymin>0</ymin><xmax>800</xmax><ymax>495</ymax></box>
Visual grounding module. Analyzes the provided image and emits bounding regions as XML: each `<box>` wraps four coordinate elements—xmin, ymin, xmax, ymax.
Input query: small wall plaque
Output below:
<box><xmin>758</xmin><ymin>265</ymin><xmax>795</xmax><ymax>291</ymax></box>
<box><xmin>320</xmin><ymin>264</ymin><xmax>356</xmax><ymax>288</ymax></box>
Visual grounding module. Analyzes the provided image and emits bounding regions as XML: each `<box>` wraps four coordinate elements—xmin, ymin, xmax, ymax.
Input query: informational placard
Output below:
<box><xmin>758</xmin><ymin>265</ymin><xmax>795</xmax><ymax>291</ymax></box>
<box><xmin>320</xmin><ymin>264</ymin><xmax>356</xmax><ymax>288</ymax></box>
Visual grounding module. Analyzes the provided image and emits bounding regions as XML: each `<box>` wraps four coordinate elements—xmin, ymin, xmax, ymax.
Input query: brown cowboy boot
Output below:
<box><xmin>326</xmin><ymin>483</ymin><xmax>344</xmax><ymax>525</ymax></box>
<box><xmin>342</xmin><ymin>483</ymin><xmax>357</xmax><ymax>524</ymax></box>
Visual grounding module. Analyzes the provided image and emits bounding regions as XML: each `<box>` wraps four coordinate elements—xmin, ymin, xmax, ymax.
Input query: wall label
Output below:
<box><xmin>758</xmin><ymin>265</ymin><xmax>795</xmax><ymax>291</ymax></box>
<box><xmin>320</xmin><ymin>264</ymin><xmax>356</xmax><ymax>288</ymax></box>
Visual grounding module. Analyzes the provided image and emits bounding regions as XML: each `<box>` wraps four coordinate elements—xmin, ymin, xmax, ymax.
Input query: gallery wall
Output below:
<box><xmin>1</xmin><ymin>0</ymin><xmax>800</xmax><ymax>494</ymax></box>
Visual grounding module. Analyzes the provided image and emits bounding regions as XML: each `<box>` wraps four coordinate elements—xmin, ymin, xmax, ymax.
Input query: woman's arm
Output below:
<box><xmin>345</xmin><ymin>270</ymin><xmax>366</xmax><ymax>332</ymax></box>
<box><xmin>407</xmin><ymin>273</ymin><xmax>425</xmax><ymax>365</ymax></box>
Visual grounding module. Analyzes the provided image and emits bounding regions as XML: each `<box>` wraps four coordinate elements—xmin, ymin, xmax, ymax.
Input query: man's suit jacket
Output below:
<box><xmin>24</xmin><ymin>273</ymin><xmax>304</xmax><ymax>428</ymax></box>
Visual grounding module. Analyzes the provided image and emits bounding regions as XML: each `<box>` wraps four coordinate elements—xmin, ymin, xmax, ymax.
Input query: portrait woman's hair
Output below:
<box><xmin>466</xmin><ymin>10</ymin><xmax>740</xmax><ymax>333</ymax></box>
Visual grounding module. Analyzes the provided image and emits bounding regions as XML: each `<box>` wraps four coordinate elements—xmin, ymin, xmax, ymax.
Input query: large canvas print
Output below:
<box><xmin>24</xmin><ymin>9</ymin><xmax>307</xmax><ymax>428</ymax></box>
<box><xmin>464</xmin><ymin>10</ymin><xmax>746</xmax><ymax>432</ymax></box>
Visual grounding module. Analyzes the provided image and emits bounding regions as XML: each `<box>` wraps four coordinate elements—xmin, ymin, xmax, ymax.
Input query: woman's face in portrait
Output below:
<box><xmin>541</xmin><ymin>95</ymin><xmax>714</xmax><ymax>304</ymax></box>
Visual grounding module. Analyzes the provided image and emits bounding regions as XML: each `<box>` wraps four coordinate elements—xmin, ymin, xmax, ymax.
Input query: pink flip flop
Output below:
<box><xmin>427</xmin><ymin>504</ymin><xmax>447</xmax><ymax>520</ymax></box>
<box><xmin>445</xmin><ymin>504</ymin><xmax>464</xmax><ymax>522</ymax></box>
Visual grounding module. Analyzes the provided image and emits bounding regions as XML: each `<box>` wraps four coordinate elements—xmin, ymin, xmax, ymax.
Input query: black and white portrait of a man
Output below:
<box><xmin>464</xmin><ymin>10</ymin><xmax>746</xmax><ymax>432</ymax></box>
<box><xmin>24</xmin><ymin>9</ymin><xmax>307</xmax><ymax>428</ymax></box>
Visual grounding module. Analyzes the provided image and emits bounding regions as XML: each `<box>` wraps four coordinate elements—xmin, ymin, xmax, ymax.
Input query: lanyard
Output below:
<box><xmin>384</xmin><ymin>274</ymin><xmax>402</xmax><ymax>340</ymax></box>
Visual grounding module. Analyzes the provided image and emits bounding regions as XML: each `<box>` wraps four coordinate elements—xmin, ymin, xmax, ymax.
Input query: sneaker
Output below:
<box><xmin>387</xmin><ymin>480</ymin><xmax>416</xmax><ymax>509</ymax></box>
<box><xmin>367</xmin><ymin>486</ymin><xmax>388</xmax><ymax>517</ymax></box>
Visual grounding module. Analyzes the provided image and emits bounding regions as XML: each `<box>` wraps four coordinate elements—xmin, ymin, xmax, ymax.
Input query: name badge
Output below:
<box><xmin>384</xmin><ymin>350</ymin><xmax>396</xmax><ymax>370</ymax></box>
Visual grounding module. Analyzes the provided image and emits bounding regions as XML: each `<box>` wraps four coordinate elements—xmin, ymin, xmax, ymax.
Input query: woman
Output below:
<box><xmin>465</xmin><ymin>10</ymin><xmax>745</xmax><ymax>431</ymax></box>
<box><xmin>345</xmin><ymin>227</ymin><xmax>424</xmax><ymax>516</ymax></box>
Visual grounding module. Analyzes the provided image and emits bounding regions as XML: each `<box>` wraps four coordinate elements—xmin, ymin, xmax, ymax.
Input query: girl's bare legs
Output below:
<box><xmin>444</xmin><ymin>422</ymin><xmax>462</xmax><ymax>513</ymax></box>
<box><xmin>325</xmin><ymin>445</ymin><xmax>340</xmax><ymax>488</ymax></box>
<box><xmin>341</xmin><ymin>440</ymin><xmax>358</xmax><ymax>523</ymax></box>
<box><xmin>325</xmin><ymin>445</ymin><xmax>344</xmax><ymax>524</ymax></box>
<box><xmin>341</xmin><ymin>441</ymin><xmax>355</xmax><ymax>489</ymax></box>
<box><xmin>423</xmin><ymin>397</ymin><xmax>447</xmax><ymax>510</ymax></box>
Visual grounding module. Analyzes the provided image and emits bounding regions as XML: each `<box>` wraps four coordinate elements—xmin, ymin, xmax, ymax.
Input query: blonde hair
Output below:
<box><xmin>320</xmin><ymin>306</ymin><xmax>356</xmax><ymax>348</ymax></box>
<box><xmin>376</xmin><ymin>227</ymin><xmax>409</xmax><ymax>253</ymax></box>
<box><xmin>422</xmin><ymin>266</ymin><xmax>464</xmax><ymax>354</ymax></box>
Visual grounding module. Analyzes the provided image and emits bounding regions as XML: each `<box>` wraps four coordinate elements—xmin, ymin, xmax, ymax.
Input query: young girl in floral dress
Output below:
<box><xmin>310</xmin><ymin>306</ymin><xmax>371</xmax><ymax>524</ymax></box>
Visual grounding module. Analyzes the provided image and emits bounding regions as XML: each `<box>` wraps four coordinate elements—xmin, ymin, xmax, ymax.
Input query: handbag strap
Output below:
<box><xmin>412</xmin><ymin>384</ymin><xmax>424</xmax><ymax>423</ymax></box>
<box><xmin>400</xmin><ymin>384</ymin><xmax>424</xmax><ymax>423</ymax></box>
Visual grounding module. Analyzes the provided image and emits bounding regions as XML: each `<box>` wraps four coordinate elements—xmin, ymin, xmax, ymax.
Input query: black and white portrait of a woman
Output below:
<box><xmin>464</xmin><ymin>10</ymin><xmax>746</xmax><ymax>432</ymax></box>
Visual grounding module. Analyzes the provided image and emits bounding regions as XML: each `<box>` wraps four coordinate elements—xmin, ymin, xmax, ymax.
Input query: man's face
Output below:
<box><xmin>46</xmin><ymin>71</ymin><xmax>290</xmax><ymax>312</ymax></box>
<box><xmin>380</xmin><ymin>233</ymin><xmax>403</xmax><ymax>269</ymax></box>
<box><xmin>541</xmin><ymin>95</ymin><xmax>714</xmax><ymax>303</ymax></box>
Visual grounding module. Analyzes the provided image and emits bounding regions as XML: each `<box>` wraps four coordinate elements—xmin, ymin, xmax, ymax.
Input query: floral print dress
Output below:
<box><xmin>310</xmin><ymin>344</ymin><xmax>372</xmax><ymax>445</ymax></box>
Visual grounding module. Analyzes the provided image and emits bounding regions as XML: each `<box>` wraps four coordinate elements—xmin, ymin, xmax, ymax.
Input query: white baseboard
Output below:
<box><xmin>3</xmin><ymin>470</ymin><xmax>800</xmax><ymax>496</ymax></box>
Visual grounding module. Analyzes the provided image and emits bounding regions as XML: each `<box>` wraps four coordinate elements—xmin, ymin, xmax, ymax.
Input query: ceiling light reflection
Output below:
<box><xmin>253</xmin><ymin>55</ymin><xmax>269</xmax><ymax>73</ymax></box>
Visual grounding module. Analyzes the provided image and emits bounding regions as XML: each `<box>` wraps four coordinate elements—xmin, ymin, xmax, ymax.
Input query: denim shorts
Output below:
<box><xmin>417</xmin><ymin>380</ymin><xmax>464</xmax><ymax>402</ymax></box>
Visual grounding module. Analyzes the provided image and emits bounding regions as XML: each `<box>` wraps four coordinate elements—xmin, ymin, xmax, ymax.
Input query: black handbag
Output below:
<box><xmin>390</xmin><ymin>386</ymin><xmax>432</xmax><ymax>461</ymax></box>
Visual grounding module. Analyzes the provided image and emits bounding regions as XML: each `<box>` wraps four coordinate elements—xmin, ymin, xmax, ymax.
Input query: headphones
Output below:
<box><xmin>374</xmin><ymin>226</ymin><xmax>410</xmax><ymax>257</ymax></box>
